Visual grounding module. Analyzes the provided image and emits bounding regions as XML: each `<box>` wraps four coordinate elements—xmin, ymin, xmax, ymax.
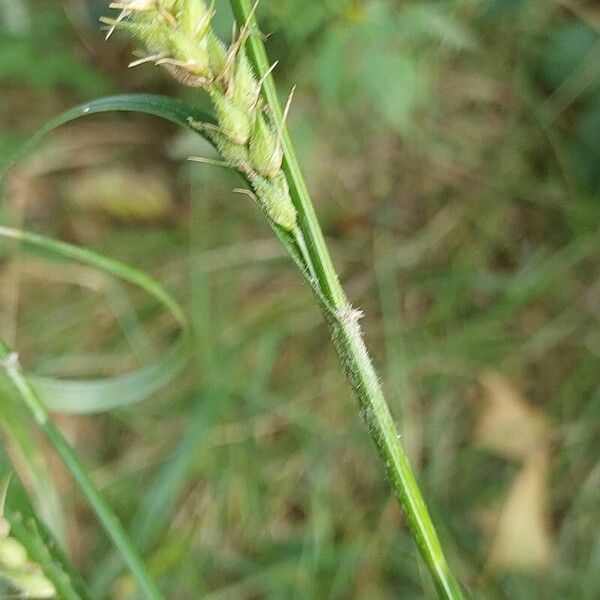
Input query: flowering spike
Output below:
<box><xmin>249</xmin><ymin>172</ymin><xmax>297</xmax><ymax>231</ymax></box>
<box><xmin>105</xmin><ymin>0</ymin><xmax>297</xmax><ymax>232</ymax></box>
<box><xmin>208</xmin><ymin>130</ymin><xmax>252</xmax><ymax>173</ymax></box>
<box><xmin>178</xmin><ymin>0</ymin><xmax>211</xmax><ymax>35</ymax></box>
<box><xmin>206</xmin><ymin>31</ymin><xmax>227</xmax><ymax>76</ymax></box>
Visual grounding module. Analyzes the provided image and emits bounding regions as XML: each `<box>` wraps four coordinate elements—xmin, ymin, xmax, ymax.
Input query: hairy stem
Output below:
<box><xmin>229</xmin><ymin>1</ymin><xmax>464</xmax><ymax>597</ymax></box>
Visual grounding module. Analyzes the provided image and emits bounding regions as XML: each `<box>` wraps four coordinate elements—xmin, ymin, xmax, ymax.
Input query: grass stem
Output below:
<box><xmin>228</xmin><ymin>1</ymin><xmax>465</xmax><ymax>597</ymax></box>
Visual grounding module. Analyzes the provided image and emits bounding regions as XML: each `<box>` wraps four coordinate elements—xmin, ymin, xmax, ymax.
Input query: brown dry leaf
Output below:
<box><xmin>474</xmin><ymin>371</ymin><xmax>555</xmax><ymax>573</ymax></box>
<box><xmin>487</xmin><ymin>449</ymin><xmax>554</xmax><ymax>572</ymax></box>
<box><xmin>475</xmin><ymin>371</ymin><xmax>548</xmax><ymax>460</ymax></box>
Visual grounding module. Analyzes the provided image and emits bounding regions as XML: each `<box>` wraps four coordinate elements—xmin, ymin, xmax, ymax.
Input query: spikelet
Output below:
<box><xmin>232</xmin><ymin>50</ymin><xmax>260</xmax><ymax>112</ymax></box>
<box><xmin>206</xmin><ymin>31</ymin><xmax>227</xmax><ymax>75</ymax></box>
<box><xmin>104</xmin><ymin>0</ymin><xmax>298</xmax><ymax>232</ymax></box>
<box><xmin>249</xmin><ymin>112</ymin><xmax>283</xmax><ymax>179</ymax></box>
<box><xmin>249</xmin><ymin>172</ymin><xmax>297</xmax><ymax>230</ymax></box>
<box><xmin>210</xmin><ymin>91</ymin><xmax>252</xmax><ymax>145</ymax></box>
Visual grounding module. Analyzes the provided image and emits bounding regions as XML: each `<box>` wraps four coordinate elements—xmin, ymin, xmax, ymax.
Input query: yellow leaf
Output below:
<box><xmin>475</xmin><ymin>371</ymin><xmax>547</xmax><ymax>460</ymax></box>
<box><xmin>487</xmin><ymin>449</ymin><xmax>554</xmax><ymax>573</ymax></box>
<box><xmin>473</xmin><ymin>371</ymin><xmax>555</xmax><ymax>574</ymax></box>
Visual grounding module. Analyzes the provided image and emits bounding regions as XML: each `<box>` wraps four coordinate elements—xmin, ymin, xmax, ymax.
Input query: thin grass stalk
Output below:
<box><xmin>228</xmin><ymin>1</ymin><xmax>464</xmax><ymax>597</ymax></box>
<box><xmin>3</xmin><ymin>511</ymin><xmax>89</xmax><ymax>600</ymax></box>
<box><xmin>0</xmin><ymin>340</ymin><xmax>163</xmax><ymax>600</ymax></box>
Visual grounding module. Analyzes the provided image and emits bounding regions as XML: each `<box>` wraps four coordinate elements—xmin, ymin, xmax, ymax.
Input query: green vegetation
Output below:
<box><xmin>1</xmin><ymin>1</ymin><xmax>599</xmax><ymax>599</ymax></box>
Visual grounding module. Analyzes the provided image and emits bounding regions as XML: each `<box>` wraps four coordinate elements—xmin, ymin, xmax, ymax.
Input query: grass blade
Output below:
<box><xmin>0</xmin><ymin>226</ymin><xmax>188</xmax><ymax>414</ymax></box>
<box><xmin>1</xmin><ymin>94</ymin><xmax>214</xmax><ymax>178</ymax></box>
<box><xmin>3</xmin><ymin>504</ymin><xmax>90</xmax><ymax>600</ymax></box>
<box><xmin>0</xmin><ymin>339</ymin><xmax>163</xmax><ymax>600</ymax></box>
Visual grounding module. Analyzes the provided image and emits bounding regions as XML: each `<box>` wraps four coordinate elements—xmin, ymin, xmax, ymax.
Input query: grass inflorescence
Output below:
<box><xmin>103</xmin><ymin>0</ymin><xmax>297</xmax><ymax>233</ymax></box>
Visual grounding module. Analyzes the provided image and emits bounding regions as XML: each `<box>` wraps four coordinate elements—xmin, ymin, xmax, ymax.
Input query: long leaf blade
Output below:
<box><xmin>0</xmin><ymin>226</ymin><xmax>188</xmax><ymax>414</ymax></box>
<box><xmin>1</xmin><ymin>94</ymin><xmax>215</xmax><ymax>177</ymax></box>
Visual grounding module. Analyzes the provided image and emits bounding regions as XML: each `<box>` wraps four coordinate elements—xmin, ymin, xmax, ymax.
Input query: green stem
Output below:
<box><xmin>229</xmin><ymin>1</ymin><xmax>464</xmax><ymax>597</ymax></box>
<box><xmin>0</xmin><ymin>340</ymin><xmax>163</xmax><ymax>600</ymax></box>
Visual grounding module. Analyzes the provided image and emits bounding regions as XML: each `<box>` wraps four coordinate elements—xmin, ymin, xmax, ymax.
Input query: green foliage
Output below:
<box><xmin>0</xmin><ymin>0</ymin><xmax>599</xmax><ymax>599</ymax></box>
<box><xmin>267</xmin><ymin>0</ymin><xmax>476</xmax><ymax>135</ymax></box>
<box><xmin>0</xmin><ymin>3</ymin><xmax>109</xmax><ymax>95</ymax></box>
<box><xmin>0</xmin><ymin>471</ymin><xmax>89</xmax><ymax>599</ymax></box>
<box><xmin>538</xmin><ymin>21</ymin><xmax>599</xmax><ymax>96</ymax></box>
<box><xmin>536</xmin><ymin>19</ymin><xmax>600</xmax><ymax>193</ymax></box>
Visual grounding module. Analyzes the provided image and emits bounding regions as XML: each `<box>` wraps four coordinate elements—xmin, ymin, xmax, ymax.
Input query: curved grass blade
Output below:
<box><xmin>0</xmin><ymin>226</ymin><xmax>188</xmax><ymax>414</ymax></box>
<box><xmin>0</xmin><ymin>93</ymin><xmax>313</xmax><ymax>278</ymax></box>
<box><xmin>0</xmin><ymin>94</ymin><xmax>215</xmax><ymax>178</ymax></box>
<box><xmin>0</xmin><ymin>385</ymin><xmax>67</xmax><ymax>553</ymax></box>
<box><xmin>1</xmin><ymin>92</ymin><xmax>323</xmax><ymax>319</ymax></box>
<box><xmin>0</xmin><ymin>94</ymin><xmax>213</xmax><ymax>413</ymax></box>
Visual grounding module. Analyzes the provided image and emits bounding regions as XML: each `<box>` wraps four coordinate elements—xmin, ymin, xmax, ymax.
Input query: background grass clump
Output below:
<box><xmin>1</xmin><ymin>0</ymin><xmax>599</xmax><ymax>598</ymax></box>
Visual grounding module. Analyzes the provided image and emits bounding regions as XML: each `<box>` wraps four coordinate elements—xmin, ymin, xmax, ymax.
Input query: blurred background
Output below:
<box><xmin>0</xmin><ymin>0</ymin><xmax>599</xmax><ymax>598</ymax></box>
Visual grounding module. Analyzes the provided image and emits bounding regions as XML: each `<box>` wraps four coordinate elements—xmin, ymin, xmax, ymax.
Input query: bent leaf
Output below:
<box><xmin>0</xmin><ymin>226</ymin><xmax>188</xmax><ymax>414</ymax></box>
<box><xmin>1</xmin><ymin>94</ymin><xmax>215</xmax><ymax>177</ymax></box>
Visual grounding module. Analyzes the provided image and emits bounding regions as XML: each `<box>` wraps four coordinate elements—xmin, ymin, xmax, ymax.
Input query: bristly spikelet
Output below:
<box><xmin>210</xmin><ymin>91</ymin><xmax>252</xmax><ymax>145</ymax></box>
<box><xmin>109</xmin><ymin>0</ymin><xmax>157</xmax><ymax>11</ymax></box>
<box><xmin>4</xmin><ymin>572</ymin><xmax>56</xmax><ymax>599</ymax></box>
<box><xmin>206</xmin><ymin>130</ymin><xmax>252</xmax><ymax>173</ymax></box>
<box><xmin>249</xmin><ymin>172</ymin><xmax>297</xmax><ymax>231</ymax></box>
<box><xmin>167</xmin><ymin>29</ymin><xmax>211</xmax><ymax>75</ymax></box>
<box><xmin>112</xmin><ymin>18</ymin><xmax>168</xmax><ymax>54</ymax></box>
<box><xmin>206</xmin><ymin>31</ymin><xmax>227</xmax><ymax>75</ymax></box>
<box><xmin>232</xmin><ymin>49</ymin><xmax>260</xmax><ymax>112</ymax></box>
<box><xmin>0</xmin><ymin>536</ymin><xmax>28</xmax><ymax>569</ymax></box>
<box><xmin>104</xmin><ymin>0</ymin><xmax>298</xmax><ymax>231</ymax></box>
<box><xmin>104</xmin><ymin>0</ymin><xmax>215</xmax><ymax>79</ymax></box>
<box><xmin>176</xmin><ymin>0</ymin><xmax>211</xmax><ymax>35</ymax></box>
<box><xmin>249</xmin><ymin>112</ymin><xmax>282</xmax><ymax>179</ymax></box>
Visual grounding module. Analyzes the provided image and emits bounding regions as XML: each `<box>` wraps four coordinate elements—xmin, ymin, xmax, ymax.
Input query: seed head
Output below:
<box><xmin>206</xmin><ymin>31</ymin><xmax>228</xmax><ymax>76</ymax></box>
<box><xmin>0</xmin><ymin>537</ymin><xmax>28</xmax><ymax>569</ymax></box>
<box><xmin>105</xmin><ymin>0</ymin><xmax>298</xmax><ymax>233</ymax></box>
<box><xmin>6</xmin><ymin>572</ymin><xmax>56</xmax><ymax>600</ymax></box>
<box><xmin>104</xmin><ymin>0</ymin><xmax>218</xmax><ymax>82</ymax></box>
<box><xmin>109</xmin><ymin>0</ymin><xmax>157</xmax><ymax>12</ymax></box>
<box><xmin>207</xmin><ymin>129</ymin><xmax>252</xmax><ymax>173</ymax></box>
